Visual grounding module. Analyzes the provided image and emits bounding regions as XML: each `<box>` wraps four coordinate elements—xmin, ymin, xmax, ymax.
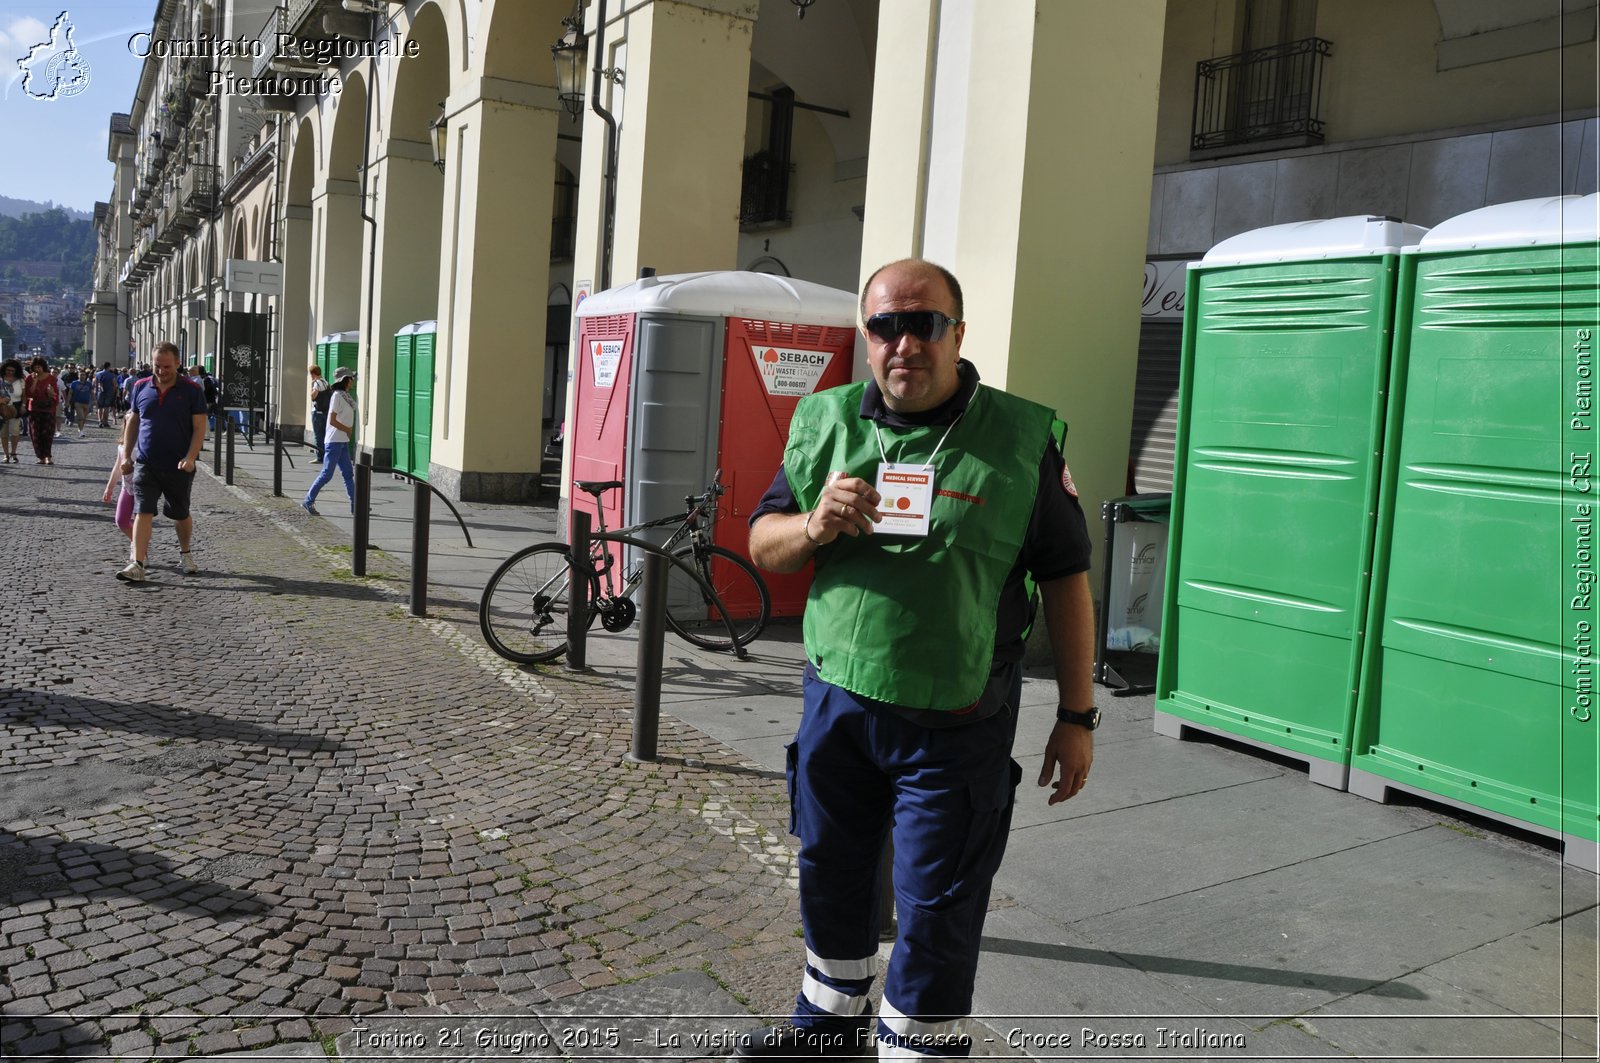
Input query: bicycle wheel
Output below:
<box><xmin>479</xmin><ymin>543</ymin><xmax>581</xmax><ymax>663</ymax></box>
<box><xmin>664</xmin><ymin>545</ymin><xmax>770</xmax><ymax>650</ymax></box>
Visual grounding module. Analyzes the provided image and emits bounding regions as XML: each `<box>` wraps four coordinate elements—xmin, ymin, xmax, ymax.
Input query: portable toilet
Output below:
<box><xmin>571</xmin><ymin>271</ymin><xmax>858</xmax><ymax>617</ymax></box>
<box><xmin>1350</xmin><ymin>194</ymin><xmax>1600</xmax><ymax>870</ymax></box>
<box><xmin>392</xmin><ymin>320</ymin><xmax>436</xmax><ymax>480</ymax></box>
<box><xmin>317</xmin><ymin>331</ymin><xmax>359</xmax><ymax>380</ymax></box>
<box><xmin>1154</xmin><ymin>216</ymin><xmax>1427</xmax><ymax>788</ymax></box>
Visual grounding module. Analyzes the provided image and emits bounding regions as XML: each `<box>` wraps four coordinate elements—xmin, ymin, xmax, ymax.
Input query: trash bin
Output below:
<box><xmin>1095</xmin><ymin>494</ymin><xmax>1171</xmax><ymax>696</ymax></box>
<box><xmin>1350</xmin><ymin>194</ymin><xmax>1600</xmax><ymax>871</ymax></box>
<box><xmin>391</xmin><ymin>320</ymin><xmax>436</xmax><ymax>480</ymax></box>
<box><xmin>1154</xmin><ymin>216</ymin><xmax>1427</xmax><ymax>789</ymax></box>
<box><xmin>571</xmin><ymin>271</ymin><xmax>857</xmax><ymax>618</ymax></box>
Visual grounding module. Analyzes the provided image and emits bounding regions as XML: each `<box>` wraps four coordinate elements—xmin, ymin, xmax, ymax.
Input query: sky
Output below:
<box><xmin>0</xmin><ymin>1</ymin><xmax>151</xmax><ymax>214</ymax></box>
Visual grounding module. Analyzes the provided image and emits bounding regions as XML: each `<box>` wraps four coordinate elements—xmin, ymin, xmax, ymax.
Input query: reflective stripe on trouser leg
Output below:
<box><xmin>787</xmin><ymin>673</ymin><xmax>890</xmax><ymax>1032</ymax></box>
<box><xmin>877</xmin><ymin>667</ymin><xmax>1024</xmax><ymax>1058</ymax></box>
<box><xmin>877</xmin><ymin>1002</ymin><xmax>969</xmax><ymax>1060</ymax></box>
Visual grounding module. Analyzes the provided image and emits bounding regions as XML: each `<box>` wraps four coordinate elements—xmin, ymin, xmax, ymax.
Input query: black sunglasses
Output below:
<box><xmin>864</xmin><ymin>311</ymin><xmax>960</xmax><ymax>343</ymax></box>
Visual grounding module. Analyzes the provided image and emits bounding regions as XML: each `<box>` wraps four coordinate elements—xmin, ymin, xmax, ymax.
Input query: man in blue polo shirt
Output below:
<box><xmin>116</xmin><ymin>342</ymin><xmax>209</xmax><ymax>582</ymax></box>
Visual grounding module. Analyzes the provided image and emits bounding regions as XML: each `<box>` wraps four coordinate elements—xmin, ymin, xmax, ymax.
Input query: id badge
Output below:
<box><xmin>875</xmin><ymin>463</ymin><xmax>934</xmax><ymax>536</ymax></box>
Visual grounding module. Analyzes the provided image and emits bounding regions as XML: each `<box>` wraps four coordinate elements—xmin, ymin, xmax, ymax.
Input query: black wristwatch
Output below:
<box><xmin>1056</xmin><ymin>706</ymin><xmax>1102</xmax><ymax>730</ymax></box>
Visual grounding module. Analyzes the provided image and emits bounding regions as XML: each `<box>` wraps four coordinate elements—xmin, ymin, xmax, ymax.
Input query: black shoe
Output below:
<box><xmin>729</xmin><ymin>1021</ymin><xmax>870</xmax><ymax>1059</ymax></box>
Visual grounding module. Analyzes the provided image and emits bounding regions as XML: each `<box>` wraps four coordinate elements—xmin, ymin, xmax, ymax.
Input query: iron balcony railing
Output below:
<box><xmin>740</xmin><ymin>151</ymin><xmax>793</xmax><ymax>230</ymax></box>
<box><xmin>1192</xmin><ymin>36</ymin><xmax>1331</xmax><ymax>157</ymax></box>
<box><xmin>252</xmin><ymin>8</ymin><xmax>284</xmax><ymax>81</ymax></box>
<box><xmin>286</xmin><ymin>0</ymin><xmax>321</xmax><ymax>38</ymax></box>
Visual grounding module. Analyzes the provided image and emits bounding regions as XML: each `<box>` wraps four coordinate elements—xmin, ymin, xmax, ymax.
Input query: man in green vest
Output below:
<box><xmin>735</xmin><ymin>259</ymin><xmax>1097</xmax><ymax>1059</ymax></box>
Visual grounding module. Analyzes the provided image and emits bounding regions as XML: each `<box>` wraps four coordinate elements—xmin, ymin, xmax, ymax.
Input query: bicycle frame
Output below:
<box><xmin>572</xmin><ymin>531</ymin><xmax>744</xmax><ymax>657</ymax></box>
<box><xmin>586</xmin><ymin>487</ymin><xmax>719</xmax><ymax>605</ymax></box>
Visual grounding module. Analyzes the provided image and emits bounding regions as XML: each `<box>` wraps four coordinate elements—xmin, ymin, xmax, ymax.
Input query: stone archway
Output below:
<box><xmin>278</xmin><ymin>116</ymin><xmax>318</xmax><ymax>435</ymax></box>
<box><xmin>417</xmin><ymin>0</ymin><xmax>569</xmax><ymax>501</ymax></box>
<box><xmin>318</xmin><ymin>71</ymin><xmax>367</xmax><ymax>342</ymax></box>
<box><xmin>362</xmin><ymin>2</ymin><xmax>451</xmax><ymax>470</ymax></box>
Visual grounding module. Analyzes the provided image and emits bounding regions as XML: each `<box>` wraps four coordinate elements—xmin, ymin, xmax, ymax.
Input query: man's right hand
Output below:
<box><xmin>808</xmin><ymin>472</ymin><xmax>882</xmax><ymax>543</ymax></box>
<box><xmin>120</xmin><ymin>458</ymin><xmax>134</xmax><ymax>474</ymax></box>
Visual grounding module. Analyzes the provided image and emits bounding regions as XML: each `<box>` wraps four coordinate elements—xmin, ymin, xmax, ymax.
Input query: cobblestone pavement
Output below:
<box><xmin>0</xmin><ymin>432</ymin><xmax>802</xmax><ymax>1060</ymax></box>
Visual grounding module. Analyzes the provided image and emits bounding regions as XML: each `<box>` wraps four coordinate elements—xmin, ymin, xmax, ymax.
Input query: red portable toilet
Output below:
<box><xmin>571</xmin><ymin>271</ymin><xmax>858</xmax><ymax>616</ymax></box>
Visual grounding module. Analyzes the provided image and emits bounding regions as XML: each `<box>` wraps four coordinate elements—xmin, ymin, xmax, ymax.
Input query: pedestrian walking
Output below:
<box><xmin>0</xmin><ymin>359</ymin><xmax>23</xmax><ymax>463</ymax></box>
<box><xmin>95</xmin><ymin>362</ymin><xmax>119</xmax><ymax>426</ymax></box>
<box><xmin>69</xmin><ymin>374</ymin><xmax>94</xmax><ymax>436</ymax></box>
<box><xmin>22</xmin><ymin>357</ymin><xmax>59</xmax><ymax>465</ymax></box>
<box><xmin>302</xmin><ymin>367</ymin><xmax>357</xmax><ymax>515</ymax></box>
<box><xmin>115</xmin><ymin>342</ymin><xmax>209</xmax><ymax>582</ymax></box>
<box><xmin>737</xmin><ymin>259</ymin><xmax>1096</xmax><ymax>1060</ymax></box>
<box><xmin>57</xmin><ymin>365</ymin><xmax>76</xmax><ymax>431</ymax></box>
<box><xmin>308</xmin><ymin>364</ymin><xmax>328</xmax><ymax>463</ymax></box>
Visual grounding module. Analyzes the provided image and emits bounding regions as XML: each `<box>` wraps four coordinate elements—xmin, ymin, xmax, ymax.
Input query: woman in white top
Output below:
<box><xmin>0</xmin><ymin>359</ymin><xmax>23</xmax><ymax>463</ymax></box>
<box><xmin>301</xmin><ymin>367</ymin><xmax>357</xmax><ymax>515</ymax></box>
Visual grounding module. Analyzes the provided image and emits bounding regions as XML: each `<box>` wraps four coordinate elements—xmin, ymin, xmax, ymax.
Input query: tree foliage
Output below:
<box><xmin>0</xmin><ymin>209</ymin><xmax>95</xmax><ymax>289</ymax></box>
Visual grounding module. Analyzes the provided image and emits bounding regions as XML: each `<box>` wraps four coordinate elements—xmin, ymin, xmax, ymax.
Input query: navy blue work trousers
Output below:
<box><xmin>787</xmin><ymin>664</ymin><xmax>1023</xmax><ymax>1056</ymax></box>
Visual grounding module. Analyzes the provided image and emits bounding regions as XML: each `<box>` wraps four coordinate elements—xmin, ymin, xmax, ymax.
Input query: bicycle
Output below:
<box><xmin>478</xmin><ymin>475</ymin><xmax>771</xmax><ymax>664</ymax></box>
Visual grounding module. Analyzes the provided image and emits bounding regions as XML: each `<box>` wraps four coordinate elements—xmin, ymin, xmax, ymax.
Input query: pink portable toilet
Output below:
<box><xmin>571</xmin><ymin>271</ymin><xmax>857</xmax><ymax>617</ymax></box>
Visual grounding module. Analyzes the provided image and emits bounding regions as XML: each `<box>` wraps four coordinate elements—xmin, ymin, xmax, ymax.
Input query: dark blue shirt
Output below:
<box><xmin>130</xmin><ymin>376</ymin><xmax>207</xmax><ymax>467</ymax></box>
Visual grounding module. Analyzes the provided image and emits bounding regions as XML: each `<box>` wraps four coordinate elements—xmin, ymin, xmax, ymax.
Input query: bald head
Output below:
<box><xmin>859</xmin><ymin>258</ymin><xmax>964</xmax><ymax>324</ymax></box>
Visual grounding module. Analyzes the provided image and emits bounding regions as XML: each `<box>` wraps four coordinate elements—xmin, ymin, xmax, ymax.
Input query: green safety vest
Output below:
<box><xmin>784</xmin><ymin>382</ymin><xmax>1055</xmax><ymax>710</ymax></box>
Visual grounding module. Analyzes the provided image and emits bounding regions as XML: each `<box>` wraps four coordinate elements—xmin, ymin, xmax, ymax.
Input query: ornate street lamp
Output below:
<box><xmin>790</xmin><ymin>0</ymin><xmax>815</xmax><ymax>17</ymax></box>
<box><xmin>551</xmin><ymin>14</ymin><xmax>586</xmax><ymax>121</ymax></box>
<box><xmin>429</xmin><ymin>102</ymin><xmax>446</xmax><ymax>173</ymax></box>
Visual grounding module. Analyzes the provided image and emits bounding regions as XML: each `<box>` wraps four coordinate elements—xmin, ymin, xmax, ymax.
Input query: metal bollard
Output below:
<box><xmin>628</xmin><ymin>550</ymin><xmax>668</xmax><ymax>763</ymax></box>
<box><xmin>566</xmin><ymin>510</ymin><xmax>591</xmax><ymax>671</ymax></box>
<box><xmin>354</xmin><ymin>453</ymin><xmax>372</xmax><ymax>576</ymax></box>
<box><xmin>224</xmin><ymin>417</ymin><xmax>236</xmax><ymax>485</ymax></box>
<box><xmin>409</xmin><ymin>478</ymin><xmax>430</xmax><ymax>618</ymax></box>
<box><xmin>272</xmin><ymin>435</ymin><xmax>283</xmax><ymax>497</ymax></box>
<box><xmin>211</xmin><ymin>415</ymin><xmax>222</xmax><ymax>475</ymax></box>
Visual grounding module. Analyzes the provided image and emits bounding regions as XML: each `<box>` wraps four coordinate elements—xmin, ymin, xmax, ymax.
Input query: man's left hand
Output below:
<box><xmin>177</xmin><ymin>457</ymin><xmax>196</xmax><ymax>473</ymax></box>
<box><xmin>1039</xmin><ymin>721</ymin><xmax>1093</xmax><ymax>805</ymax></box>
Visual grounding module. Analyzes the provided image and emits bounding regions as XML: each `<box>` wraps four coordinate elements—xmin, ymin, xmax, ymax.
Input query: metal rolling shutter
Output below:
<box><xmin>1128</xmin><ymin>318</ymin><xmax>1182</xmax><ymax>494</ymax></box>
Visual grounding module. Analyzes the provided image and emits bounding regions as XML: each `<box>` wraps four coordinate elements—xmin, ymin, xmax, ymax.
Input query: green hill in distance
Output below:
<box><xmin>0</xmin><ymin>207</ymin><xmax>95</xmax><ymax>292</ymax></box>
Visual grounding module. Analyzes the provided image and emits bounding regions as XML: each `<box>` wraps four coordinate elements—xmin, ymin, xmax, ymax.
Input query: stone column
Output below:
<box><xmin>278</xmin><ymin>204</ymin><xmax>314</xmax><ymax>435</ymax></box>
<box><xmin>860</xmin><ymin>0</ymin><xmax>1167</xmax><ymax>595</ymax></box>
<box><xmin>362</xmin><ymin>144</ymin><xmax>444</xmax><ymax>469</ymax></box>
<box><xmin>430</xmin><ymin>84</ymin><xmax>561</xmax><ymax>502</ymax></box>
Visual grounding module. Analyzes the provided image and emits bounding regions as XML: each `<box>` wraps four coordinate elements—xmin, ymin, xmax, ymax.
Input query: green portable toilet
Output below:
<box><xmin>411</xmin><ymin>323</ymin><xmax>436</xmax><ymax>479</ymax></box>
<box><xmin>1154</xmin><ymin>216</ymin><xmax>1427</xmax><ymax>788</ymax></box>
<box><xmin>392</xmin><ymin>323</ymin><xmax>416</xmax><ymax>476</ymax></box>
<box><xmin>314</xmin><ymin>335</ymin><xmax>330</xmax><ymax>378</ymax></box>
<box><xmin>391</xmin><ymin>320</ymin><xmax>436</xmax><ymax>480</ymax></box>
<box><xmin>1350</xmin><ymin>194</ymin><xmax>1600</xmax><ymax>871</ymax></box>
<box><xmin>325</xmin><ymin>331</ymin><xmax>360</xmax><ymax>378</ymax></box>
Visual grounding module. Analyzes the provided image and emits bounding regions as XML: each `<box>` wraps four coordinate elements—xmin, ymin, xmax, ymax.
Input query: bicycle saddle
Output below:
<box><xmin>575</xmin><ymin>479</ymin><xmax>623</xmax><ymax>496</ymax></box>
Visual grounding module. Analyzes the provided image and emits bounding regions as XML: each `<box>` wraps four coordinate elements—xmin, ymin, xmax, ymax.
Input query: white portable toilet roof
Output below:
<box><xmin>1413</xmin><ymin>194</ymin><xmax>1600</xmax><ymax>252</ymax></box>
<box><xmin>320</xmin><ymin>331</ymin><xmax>359</xmax><ymax>344</ymax></box>
<box><xmin>575</xmin><ymin>271</ymin><xmax>858</xmax><ymax>327</ymax></box>
<box><xmin>396</xmin><ymin>320</ymin><xmax>437</xmax><ymax>335</ymax></box>
<box><xmin>1198</xmin><ymin>216</ymin><xmax>1430</xmax><ymax>267</ymax></box>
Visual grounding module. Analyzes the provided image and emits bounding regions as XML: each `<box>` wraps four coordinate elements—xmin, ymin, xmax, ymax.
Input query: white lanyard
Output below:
<box><xmin>873</xmin><ymin>413</ymin><xmax>963</xmax><ymax>471</ymax></box>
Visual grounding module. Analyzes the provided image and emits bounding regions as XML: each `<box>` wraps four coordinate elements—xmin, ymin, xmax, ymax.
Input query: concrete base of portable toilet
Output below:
<box><xmin>1349</xmin><ymin>193</ymin><xmax>1600</xmax><ymax>872</ymax></box>
<box><xmin>1153</xmin><ymin>215</ymin><xmax>1427</xmax><ymax>791</ymax></box>
<box><xmin>571</xmin><ymin>271</ymin><xmax>858</xmax><ymax>618</ymax></box>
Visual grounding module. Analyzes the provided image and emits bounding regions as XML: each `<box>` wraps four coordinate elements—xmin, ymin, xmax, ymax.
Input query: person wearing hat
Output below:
<box><xmin>302</xmin><ymin>366</ymin><xmax>358</xmax><ymax>515</ymax></box>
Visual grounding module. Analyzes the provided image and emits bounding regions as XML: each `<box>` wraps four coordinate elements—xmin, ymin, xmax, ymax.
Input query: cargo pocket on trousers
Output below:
<box><xmin>948</xmin><ymin>761</ymin><xmax>1022</xmax><ymax>895</ymax></box>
